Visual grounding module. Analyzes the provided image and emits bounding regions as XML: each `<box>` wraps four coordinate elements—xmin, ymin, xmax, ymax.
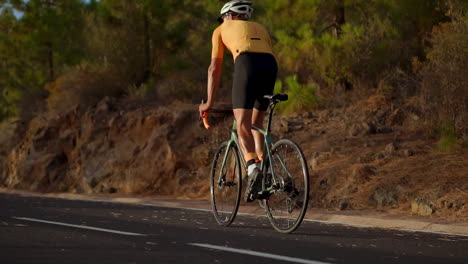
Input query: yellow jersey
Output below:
<box><xmin>211</xmin><ymin>20</ymin><xmax>274</xmax><ymax>61</ymax></box>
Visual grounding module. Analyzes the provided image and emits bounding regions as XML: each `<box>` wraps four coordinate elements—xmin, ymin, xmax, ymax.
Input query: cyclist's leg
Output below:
<box><xmin>251</xmin><ymin>53</ymin><xmax>277</xmax><ymax>161</ymax></box>
<box><xmin>233</xmin><ymin>109</ymin><xmax>257</xmax><ymax>162</ymax></box>
<box><xmin>232</xmin><ymin>53</ymin><xmax>266</xmax><ymax>201</ymax></box>
<box><xmin>234</xmin><ymin>108</ymin><xmax>263</xmax><ymax>202</ymax></box>
<box><xmin>232</xmin><ymin>53</ymin><xmax>257</xmax><ymax>162</ymax></box>
<box><xmin>252</xmin><ymin>109</ymin><xmax>265</xmax><ymax>160</ymax></box>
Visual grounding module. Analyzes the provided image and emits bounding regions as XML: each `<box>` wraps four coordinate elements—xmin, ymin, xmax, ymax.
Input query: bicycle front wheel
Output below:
<box><xmin>210</xmin><ymin>141</ymin><xmax>242</xmax><ymax>226</ymax></box>
<box><xmin>264</xmin><ymin>139</ymin><xmax>309</xmax><ymax>233</ymax></box>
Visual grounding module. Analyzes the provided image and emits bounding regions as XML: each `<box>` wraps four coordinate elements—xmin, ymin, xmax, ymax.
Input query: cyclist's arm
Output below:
<box><xmin>205</xmin><ymin>58</ymin><xmax>223</xmax><ymax>107</ymax></box>
<box><xmin>201</xmin><ymin>27</ymin><xmax>225</xmax><ymax>115</ymax></box>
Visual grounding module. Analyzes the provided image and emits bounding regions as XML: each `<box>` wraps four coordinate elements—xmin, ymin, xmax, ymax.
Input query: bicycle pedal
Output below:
<box><xmin>256</xmin><ymin>190</ymin><xmax>272</xmax><ymax>200</ymax></box>
<box><xmin>224</xmin><ymin>181</ymin><xmax>237</xmax><ymax>187</ymax></box>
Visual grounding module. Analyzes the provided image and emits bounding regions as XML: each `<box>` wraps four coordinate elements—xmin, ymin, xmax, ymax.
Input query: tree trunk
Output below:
<box><xmin>47</xmin><ymin>42</ymin><xmax>54</xmax><ymax>81</ymax></box>
<box><xmin>143</xmin><ymin>11</ymin><xmax>151</xmax><ymax>81</ymax></box>
<box><xmin>45</xmin><ymin>0</ymin><xmax>55</xmax><ymax>81</ymax></box>
<box><xmin>332</xmin><ymin>0</ymin><xmax>345</xmax><ymax>38</ymax></box>
<box><xmin>136</xmin><ymin>11</ymin><xmax>151</xmax><ymax>87</ymax></box>
<box><xmin>332</xmin><ymin>0</ymin><xmax>351</xmax><ymax>91</ymax></box>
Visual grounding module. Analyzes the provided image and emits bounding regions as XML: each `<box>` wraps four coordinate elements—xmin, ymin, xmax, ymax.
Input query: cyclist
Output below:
<box><xmin>199</xmin><ymin>0</ymin><xmax>278</xmax><ymax>202</ymax></box>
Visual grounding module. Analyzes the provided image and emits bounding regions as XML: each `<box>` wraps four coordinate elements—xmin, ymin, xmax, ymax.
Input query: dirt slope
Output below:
<box><xmin>0</xmin><ymin>96</ymin><xmax>466</xmax><ymax>221</ymax></box>
<box><xmin>287</xmin><ymin>97</ymin><xmax>468</xmax><ymax>221</ymax></box>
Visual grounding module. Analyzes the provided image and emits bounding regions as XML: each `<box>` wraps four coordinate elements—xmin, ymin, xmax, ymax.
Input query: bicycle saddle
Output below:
<box><xmin>264</xmin><ymin>94</ymin><xmax>288</xmax><ymax>102</ymax></box>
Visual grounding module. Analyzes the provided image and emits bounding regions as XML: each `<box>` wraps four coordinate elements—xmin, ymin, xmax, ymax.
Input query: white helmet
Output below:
<box><xmin>217</xmin><ymin>1</ymin><xmax>253</xmax><ymax>23</ymax></box>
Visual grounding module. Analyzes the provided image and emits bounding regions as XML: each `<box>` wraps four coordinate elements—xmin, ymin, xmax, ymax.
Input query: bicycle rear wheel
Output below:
<box><xmin>264</xmin><ymin>139</ymin><xmax>309</xmax><ymax>233</ymax></box>
<box><xmin>210</xmin><ymin>141</ymin><xmax>242</xmax><ymax>226</ymax></box>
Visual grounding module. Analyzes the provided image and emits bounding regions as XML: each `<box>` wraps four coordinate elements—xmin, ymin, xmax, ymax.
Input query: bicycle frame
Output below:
<box><xmin>208</xmin><ymin>94</ymin><xmax>309</xmax><ymax>233</ymax></box>
<box><xmin>216</xmin><ymin>101</ymin><xmax>283</xmax><ymax>189</ymax></box>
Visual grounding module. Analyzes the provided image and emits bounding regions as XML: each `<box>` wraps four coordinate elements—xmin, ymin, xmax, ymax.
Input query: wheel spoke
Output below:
<box><xmin>264</xmin><ymin>139</ymin><xmax>309</xmax><ymax>233</ymax></box>
<box><xmin>210</xmin><ymin>142</ymin><xmax>242</xmax><ymax>226</ymax></box>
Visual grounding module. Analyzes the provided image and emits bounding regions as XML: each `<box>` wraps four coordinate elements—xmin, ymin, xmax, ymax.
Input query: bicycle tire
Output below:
<box><xmin>263</xmin><ymin>139</ymin><xmax>309</xmax><ymax>233</ymax></box>
<box><xmin>210</xmin><ymin>141</ymin><xmax>242</xmax><ymax>226</ymax></box>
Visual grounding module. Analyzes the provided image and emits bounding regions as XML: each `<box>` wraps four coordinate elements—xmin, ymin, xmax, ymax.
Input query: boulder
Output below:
<box><xmin>387</xmin><ymin>109</ymin><xmax>405</xmax><ymax>126</ymax></box>
<box><xmin>348</xmin><ymin>122</ymin><xmax>377</xmax><ymax>137</ymax></box>
<box><xmin>369</xmin><ymin>187</ymin><xmax>398</xmax><ymax>208</ymax></box>
<box><xmin>411</xmin><ymin>199</ymin><xmax>435</xmax><ymax>216</ymax></box>
<box><xmin>385</xmin><ymin>143</ymin><xmax>397</xmax><ymax>155</ymax></box>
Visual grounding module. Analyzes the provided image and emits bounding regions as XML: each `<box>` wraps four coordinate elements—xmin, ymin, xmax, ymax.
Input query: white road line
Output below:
<box><xmin>13</xmin><ymin>217</ymin><xmax>146</xmax><ymax>237</ymax></box>
<box><xmin>189</xmin><ymin>243</ymin><xmax>331</xmax><ymax>264</ymax></box>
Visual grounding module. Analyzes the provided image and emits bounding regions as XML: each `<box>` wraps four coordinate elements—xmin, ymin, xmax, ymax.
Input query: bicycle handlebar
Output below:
<box><xmin>201</xmin><ymin>110</ymin><xmax>232</xmax><ymax>130</ymax></box>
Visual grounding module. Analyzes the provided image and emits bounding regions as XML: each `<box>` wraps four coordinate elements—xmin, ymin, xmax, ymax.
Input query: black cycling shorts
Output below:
<box><xmin>232</xmin><ymin>52</ymin><xmax>278</xmax><ymax>111</ymax></box>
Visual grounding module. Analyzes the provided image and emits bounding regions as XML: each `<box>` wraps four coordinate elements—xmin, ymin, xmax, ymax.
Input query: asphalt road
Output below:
<box><xmin>0</xmin><ymin>193</ymin><xmax>467</xmax><ymax>264</ymax></box>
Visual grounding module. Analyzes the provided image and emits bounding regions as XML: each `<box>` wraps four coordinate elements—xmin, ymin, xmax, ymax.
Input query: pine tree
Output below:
<box><xmin>0</xmin><ymin>0</ymin><xmax>86</xmax><ymax>121</ymax></box>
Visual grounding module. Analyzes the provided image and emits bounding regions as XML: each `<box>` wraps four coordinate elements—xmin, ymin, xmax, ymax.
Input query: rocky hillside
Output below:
<box><xmin>0</xmin><ymin>96</ymin><xmax>467</xmax><ymax>221</ymax></box>
<box><xmin>0</xmin><ymin>97</ymin><xmax>211</xmax><ymax>198</ymax></box>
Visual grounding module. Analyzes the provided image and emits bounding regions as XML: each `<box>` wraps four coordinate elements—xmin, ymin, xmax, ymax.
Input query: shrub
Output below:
<box><xmin>262</xmin><ymin>0</ymin><xmax>449</xmax><ymax>106</ymax></box>
<box><xmin>274</xmin><ymin>75</ymin><xmax>320</xmax><ymax>114</ymax></box>
<box><xmin>0</xmin><ymin>88</ymin><xmax>21</xmax><ymax>121</ymax></box>
<box><xmin>0</xmin><ymin>120</ymin><xmax>16</xmax><ymax>151</ymax></box>
<box><xmin>436</xmin><ymin>121</ymin><xmax>461</xmax><ymax>152</ymax></box>
<box><xmin>420</xmin><ymin>10</ymin><xmax>468</xmax><ymax>141</ymax></box>
<box><xmin>46</xmin><ymin>65</ymin><xmax>125</xmax><ymax>113</ymax></box>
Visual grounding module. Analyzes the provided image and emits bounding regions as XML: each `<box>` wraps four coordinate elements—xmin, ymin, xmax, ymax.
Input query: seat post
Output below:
<box><xmin>265</xmin><ymin>102</ymin><xmax>276</xmax><ymax>134</ymax></box>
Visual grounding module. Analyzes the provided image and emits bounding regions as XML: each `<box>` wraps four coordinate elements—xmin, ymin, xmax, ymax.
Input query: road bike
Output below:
<box><xmin>202</xmin><ymin>94</ymin><xmax>309</xmax><ymax>233</ymax></box>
